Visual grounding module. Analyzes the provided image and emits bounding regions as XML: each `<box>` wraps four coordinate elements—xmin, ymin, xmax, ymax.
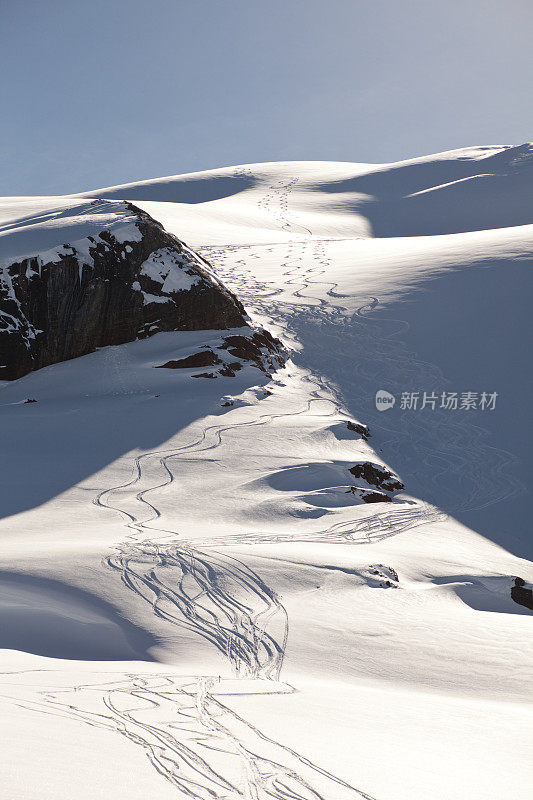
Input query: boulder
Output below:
<box><xmin>0</xmin><ymin>201</ymin><xmax>247</xmax><ymax>380</ymax></box>
<box><xmin>511</xmin><ymin>577</ymin><xmax>533</xmax><ymax>610</ymax></box>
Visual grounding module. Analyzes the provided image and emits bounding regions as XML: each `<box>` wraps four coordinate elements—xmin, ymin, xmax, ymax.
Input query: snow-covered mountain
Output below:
<box><xmin>1</xmin><ymin>145</ymin><xmax>532</xmax><ymax>800</ymax></box>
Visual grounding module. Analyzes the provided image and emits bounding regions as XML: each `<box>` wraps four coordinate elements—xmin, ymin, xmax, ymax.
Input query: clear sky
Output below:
<box><xmin>1</xmin><ymin>0</ymin><xmax>531</xmax><ymax>195</ymax></box>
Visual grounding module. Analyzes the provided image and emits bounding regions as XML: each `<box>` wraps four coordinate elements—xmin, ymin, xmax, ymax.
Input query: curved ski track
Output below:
<box><xmin>8</xmin><ymin>174</ymin><xmax>453</xmax><ymax>800</ymax></box>
<box><xmin>7</xmin><ymin>672</ymin><xmax>377</xmax><ymax>800</ymax></box>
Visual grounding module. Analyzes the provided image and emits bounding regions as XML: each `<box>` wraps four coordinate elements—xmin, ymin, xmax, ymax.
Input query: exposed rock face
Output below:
<box><xmin>155</xmin><ymin>328</ymin><xmax>284</xmax><ymax>378</ymax></box>
<box><xmin>345</xmin><ymin>486</ymin><xmax>393</xmax><ymax>503</ymax></box>
<box><xmin>346</xmin><ymin>420</ymin><xmax>370</xmax><ymax>439</ymax></box>
<box><xmin>511</xmin><ymin>577</ymin><xmax>533</xmax><ymax>610</ymax></box>
<box><xmin>158</xmin><ymin>350</ymin><xmax>222</xmax><ymax>370</ymax></box>
<box><xmin>0</xmin><ymin>202</ymin><xmax>248</xmax><ymax>380</ymax></box>
<box><xmin>359</xmin><ymin>489</ymin><xmax>393</xmax><ymax>504</ymax></box>
<box><xmin>348</xmin><ymin>462</ymin><xmax>404</xmax><ymax>493</ymax></box>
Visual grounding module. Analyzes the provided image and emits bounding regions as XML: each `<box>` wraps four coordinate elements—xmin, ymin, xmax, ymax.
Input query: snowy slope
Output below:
<box><xmin>77</xmin><ymin>142</ymin><xmax>533</xmax><ymax>242</ymax></box>
<box><xmin>1</xmin><ymin>146</ymin><xmax>532</xmax><ymax>800</ymax></box>
<box><xmin>0</xmin><ymin>198</ymin><xmax>145</xmax><ymax>265</ymax></box>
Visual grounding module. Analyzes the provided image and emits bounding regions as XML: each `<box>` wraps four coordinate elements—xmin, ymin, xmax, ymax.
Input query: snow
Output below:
<box><xmin>140</xmin><ymin>247</ymin><xmax>200</xmax><ymax>293</ymax></box>
<box><xmin>1</xmin><ymin>145</ymin><xmax>532</xmax><ymax>800</ymax></box>
<box><xmin>0</xmin><ymin>198</ymin><xmax>142</xmax><ymax>268</ymax></box>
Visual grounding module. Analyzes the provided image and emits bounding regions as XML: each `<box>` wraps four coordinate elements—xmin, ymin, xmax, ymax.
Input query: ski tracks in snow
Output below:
<box><xmin>3</xmin><ymin>175</ymin><xmax>409</xmax><ymax>800</ymax></box>
<box><xmin>198</xmin><ymin>230</ymin><xmax>520</xmax><ymax>522</ymax></box>
<box><xmin>4</xmin><ymin>672</ymin><xmax>376</xmax><ymax>800</ymax></box>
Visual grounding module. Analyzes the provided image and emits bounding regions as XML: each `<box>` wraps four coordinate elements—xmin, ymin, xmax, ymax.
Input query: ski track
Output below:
<box><xmin>19</xmin><ymin>171</ymin><xmax>518</xmax><ymax>800</ymax></box>
<box><xmin>4</xmin><ymin>672</ymin><xmax>377</xmax><ymax>800</ymax></box>
<box><xmin>197</xmin><ymin>171</ymin><xmax>522</xmax><ymax>519</ymax></box>
<box><xmin>3</xmin><ymin>176</ymin><xmax>402</xmax><ymax>800</ymax></box>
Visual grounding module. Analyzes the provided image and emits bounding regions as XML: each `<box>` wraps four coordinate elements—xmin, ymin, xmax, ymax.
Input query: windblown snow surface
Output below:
<box><xmin>1</xmin><ymin>145</ymin><xmax>533</xmax><ymax>800</ymax></box>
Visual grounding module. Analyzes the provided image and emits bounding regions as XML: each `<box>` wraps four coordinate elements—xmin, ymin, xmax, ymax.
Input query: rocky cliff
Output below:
<box><xmin>0</xmin><ymin>201</ymin><xmax>250</xmax><ymax>380</ymax></box>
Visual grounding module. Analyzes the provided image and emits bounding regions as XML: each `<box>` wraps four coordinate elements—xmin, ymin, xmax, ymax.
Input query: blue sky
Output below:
<box><xmin>1</xmin><ymin>0</ymin><xmax>531</xmax><ymax>194</ymax></box>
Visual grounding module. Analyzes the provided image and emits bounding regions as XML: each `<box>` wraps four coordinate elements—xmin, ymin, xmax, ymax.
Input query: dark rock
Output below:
<box><xmin>220</xmin><ymin>329</ymin><xmax>284</xmax><ymax>374</ymax></box>
<box><xmin>156</xmin><ymin>332</ymin><xmax>280</xmax><ymax>378</ymax></box>
<box><xmin>511</xmin><ymin>577</ymin><xmax>533</xmax><ymax>610</ymax></box>
<box><xmin>347</xmin><ymin>420</ymin><xmax>370</xmax><ymax>438</ymax></box>
<box><xmin>345</xmin><ymin>485</ymin><xmax>393</xmax><ymax>503</ymax></box>
<box><xmin>359</xmin><ymin>490</ymin><xmax>393</xmax><ymax>503</ymax></box>
<box><xmin>349</xmin><ymin>462</ymin><xmax>404</xmax><ymax>492</ymax></box>
<box><xmin>156</xmin><ymin>350</ymin><xmax>221</xmax><ymax>369</ymax></box>
<box><xmin>219</xmin><ymin>362</ymin><xmax>243</xmax><ymax>377</ymax></box>
<box><xmin>191</xmin><ymin>372</ymin><xmax>217</xmax><ymax>379</ymax></box>
<box><xmin>0</xmin><ymin>203</ymin><xmax>248</xmax><ymax>380</ymax></box>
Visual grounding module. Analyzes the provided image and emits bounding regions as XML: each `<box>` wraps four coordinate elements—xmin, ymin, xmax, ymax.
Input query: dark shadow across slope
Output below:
<box><xmin>290</xmin><ymin>257</ymin><xmax>533</xmax><ymax>559</ymax></box>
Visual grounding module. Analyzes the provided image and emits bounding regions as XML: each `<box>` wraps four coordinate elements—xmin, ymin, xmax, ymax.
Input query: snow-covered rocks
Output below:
<box><xmin>156</xmin><ymin>327</ymin><xmax>284</xmax><ymax>377</ymax></box>
<box><xmin>348</xmin><ymin>461</ymin><xmax>404</xmax><ymax>494</ymax></box>
<box><xmin>0</xmin><ymin>200</ymin><xmax>247</xmax><ymax>379</ymax></box>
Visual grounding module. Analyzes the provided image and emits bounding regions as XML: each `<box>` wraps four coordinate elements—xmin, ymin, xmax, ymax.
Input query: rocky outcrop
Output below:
<box><xmin>346</xmin><ymin>420</ymin><xmax>370</xmax><ymax>439</ymax></box>
<box><xmin>155</xmin><ymin>328</ymin><xmax>284</xmax><ymax>378</ymax></box>
<box><xmin>158</xmin><ymin>350</ymin><xmax>222</xmax><ymax>370</ymax></box>
<box><xmin>345</xmin><ymin>486</ymin><xmax>393</xmax><ymax>503</ymax></box>
<box><xmin>348</xmin><ymin>462</ymin><xmax>404</xmax><ymax>493</ymax></box>
<box><xmin>0</xmin><ymin>202</ymin><xmax>248</xmax><ymax>380</ymax></box>
<box><xmin>511</xmin><ymin>577</ymin><xmax>533</xmax><ymax>610</ymax></box>
<box><xmin>359</xmin><ymin>489</ymin><xmax>393</xmax><ymax>503</ymax></box>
